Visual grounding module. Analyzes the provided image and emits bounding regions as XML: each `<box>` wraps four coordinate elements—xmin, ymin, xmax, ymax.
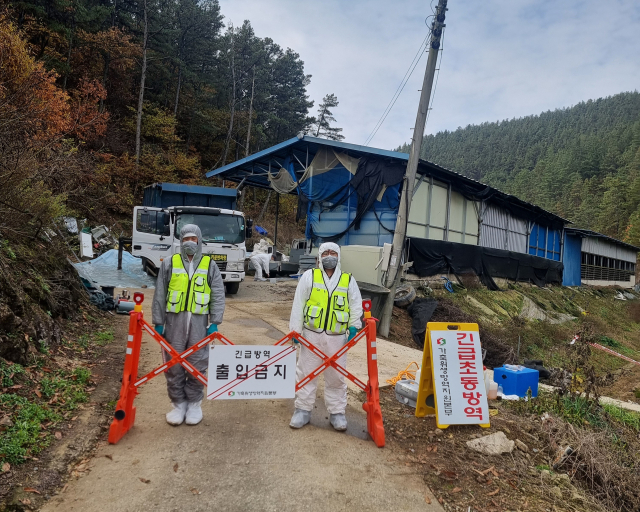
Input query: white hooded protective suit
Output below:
<box><xmin>290</xmin><ymin>242</ymin><xmax>363</xmax><ymax>414</ymax></box>
<box><xmin>250</xmin><ymin>252</ymin><xmax>271</xmax><ymax>280</ymax></box>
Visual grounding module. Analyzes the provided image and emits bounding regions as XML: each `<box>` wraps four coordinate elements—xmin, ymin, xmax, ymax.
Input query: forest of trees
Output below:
<box><xmin>398</xmin><ymin>92</ymin><xmax>640</xmax><ymax>246</ymax></box>
<box><xmin>0</xmin><ymin>0</ymin><xmax>342</xmax><ymax>240</ymax></box>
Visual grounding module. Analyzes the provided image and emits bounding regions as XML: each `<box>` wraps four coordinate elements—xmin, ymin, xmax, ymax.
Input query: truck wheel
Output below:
<box><xmin>226</xmin><ymin>282</ymin><xmax>240</xmax><ymax>295</ymax></box>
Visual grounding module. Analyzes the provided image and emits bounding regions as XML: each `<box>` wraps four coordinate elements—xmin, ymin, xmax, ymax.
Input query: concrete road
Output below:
<box><xmin>43</xmin><ymin>281</ymin><xmax>442</xmax><ymax>512</ymax></box>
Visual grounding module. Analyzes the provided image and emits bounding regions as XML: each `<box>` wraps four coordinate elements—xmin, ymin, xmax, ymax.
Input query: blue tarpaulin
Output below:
<box><xmin>74</xmin><ymin>250</ymin><xmax>155</xmax><ymax>289</ymax></box>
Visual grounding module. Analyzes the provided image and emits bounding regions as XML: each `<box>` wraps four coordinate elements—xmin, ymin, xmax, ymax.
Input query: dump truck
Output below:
<box><xmin>132</xmin><ymin>183</ymin><xmax>251</xmax><ymax>294</ymax></box>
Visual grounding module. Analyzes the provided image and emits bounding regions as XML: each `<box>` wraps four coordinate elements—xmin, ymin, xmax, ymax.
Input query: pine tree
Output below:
<box><xmin>311</xmin><ymin>93</ymin><xmax>344</xmax><ymax>141</ymax></box>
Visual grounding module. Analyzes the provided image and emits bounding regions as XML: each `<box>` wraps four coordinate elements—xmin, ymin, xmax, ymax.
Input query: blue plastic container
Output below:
<box><xmin>493</xmin><ymin>366</ymin><xmax>539</xmax><ymax>398</ymax></box>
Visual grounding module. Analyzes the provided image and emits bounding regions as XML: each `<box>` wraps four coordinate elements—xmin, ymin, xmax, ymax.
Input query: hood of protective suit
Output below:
<box><xmin>318</xmin><ymin>242</ymin><xmax>341</xmax><ymax>276</ymax></box>
<box><xmin>180</xmin><ymin>223</ymin><xmax>203</xmax><ymax>262</ymax></box>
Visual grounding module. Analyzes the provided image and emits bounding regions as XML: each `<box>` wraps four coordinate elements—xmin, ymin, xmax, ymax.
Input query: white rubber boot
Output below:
<box><xmin>289</xmin><ymin>408</ymin><xmax>311</xmax><ymax>428</ymax></box>
<box><xmin>166</xmin><ymin>402</ymin><xmax>188</xmax><ymax>425</ymax></box>
<box><xmin>330</xmin><ymin>413</ymin><xmax>347</xmax><ymax>431</ymax></box>
<box><xmin>185</xmin><ymin>401</ymin><xmax>203</xmax><ymax>425</ymax></box>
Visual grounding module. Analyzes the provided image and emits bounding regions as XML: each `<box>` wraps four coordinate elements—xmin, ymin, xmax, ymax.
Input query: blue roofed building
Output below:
<box><xmin>207</xmin><ymin>135</ymin><xmax>637</xmax><ymax>288</ymax></box>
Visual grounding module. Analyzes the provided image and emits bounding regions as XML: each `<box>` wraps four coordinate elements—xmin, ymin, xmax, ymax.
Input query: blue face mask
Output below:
<box><xmin>183</xmin><ymin>241</ymin><xmax>197</xmax><ymax>255</ymax></box>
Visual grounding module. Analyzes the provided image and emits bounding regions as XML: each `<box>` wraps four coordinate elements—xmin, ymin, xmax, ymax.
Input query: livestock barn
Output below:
<box><xmin>563</xmin><ymin>228</ymin><xmax>638</xmax><ymax>288</ymax></box>
<box><xmin>208</xmin><ymin>135</ymin><xmax>637</xmax><ymax>289</ymax></box>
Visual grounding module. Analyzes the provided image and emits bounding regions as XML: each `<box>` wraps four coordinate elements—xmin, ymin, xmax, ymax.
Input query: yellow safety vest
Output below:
<box><xmin>304</xmin><ymin>269</ymin><xmax>351</xmax><ymax>335</ymax></box>
<box><xmin>166</xmin><ymin>254</ymin><xmax>212</xmax><ymax>314</ymax></box>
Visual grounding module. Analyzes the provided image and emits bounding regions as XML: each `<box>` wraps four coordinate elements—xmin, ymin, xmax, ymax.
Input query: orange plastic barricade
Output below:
<box><xmin>108</xmin><ymin>294</ymin><xmax>385</xmax><ymax>448</ymax></box>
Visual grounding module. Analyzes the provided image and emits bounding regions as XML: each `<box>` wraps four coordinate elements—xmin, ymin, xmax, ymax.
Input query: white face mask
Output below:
<box><xmin>322</xmin><ymin>255</ymin><xmax>338</xmax><ymax>269</ymax></box>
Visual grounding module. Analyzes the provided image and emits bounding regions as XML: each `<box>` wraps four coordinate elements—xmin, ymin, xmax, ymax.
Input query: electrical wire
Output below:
<box><xmin>363</xmin><ymin>18</ymin><xmax>434</xmax><ymax>147</ymax></box>
<box><xmin>386</xmin><ymin>362</ymin><xmax>420</xmax><ymax>386</ymax></box>
<box><xmin>425</xmin><ymin>28</ymin><xmax>445</xmax><ymax>128</ymax></box>
<box><xmin>364</xmin><ymin>2</ymin><xmax>448</xmax><ymax>148</ymax></box>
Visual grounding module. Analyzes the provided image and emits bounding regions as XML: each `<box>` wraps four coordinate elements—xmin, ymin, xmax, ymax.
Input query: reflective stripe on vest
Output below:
<box><xmin>303</xmin><ymin>269</ymin><xmax>351</xmax><ymax>335</ymax></box>
<box><xmin>166</xmin><ymin>254</ymin><xmax>212</xmax><ymax>314</ymax></box>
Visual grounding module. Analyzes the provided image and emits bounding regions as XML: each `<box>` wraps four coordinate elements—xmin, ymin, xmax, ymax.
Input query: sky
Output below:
<box><xmin>218</xmin><ymin>0</ymin><xmax>640</xmax><ymax>150</ymax></box>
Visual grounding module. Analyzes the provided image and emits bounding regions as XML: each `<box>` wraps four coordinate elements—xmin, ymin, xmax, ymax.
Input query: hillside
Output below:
<box><xmin>0</xmin><ymin>0</ymin><xmax>307</xmax><ymax>362</ymax></box>
<box><xmin>398</xmin><ymin>92</ymin><xmax>640</xmax><ymax>245</ymax></box>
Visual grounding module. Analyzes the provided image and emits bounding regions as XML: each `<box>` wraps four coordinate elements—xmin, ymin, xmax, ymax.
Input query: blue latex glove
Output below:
<box><xmin>207</xmin><ymin>324</ymin><xmax>218</xmax><ymax>335</ymax></box>
<box><xmin>348</xmin><ymin>326</ymin><xmax>358</xmax><ymax>341</ymax></box>
<box><xmin>155</xmin><ymin>325</ymin><xmax>164</xmax><ymax>335</ymax></box>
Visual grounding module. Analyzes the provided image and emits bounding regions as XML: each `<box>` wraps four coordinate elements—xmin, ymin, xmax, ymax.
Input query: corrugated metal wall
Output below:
<box><xmin>581</xmin><ymin>237</ymin><xmax>637</xmax><ymax>263</ymax></box>
<box><xmin>479</xmin><ymin>204</ymin><xmax>528</xmax><ymax>253</ymax></box>
<box><xmin>407</xmin><ymin>177</ymin><xmax>479</xmax><ymax>244</ymax></box>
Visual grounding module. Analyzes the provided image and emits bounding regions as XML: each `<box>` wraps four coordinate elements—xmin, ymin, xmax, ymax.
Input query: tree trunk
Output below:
<box><xmin>221</xmin><ymin>33</ymin><xmax>236</xmax><ymax>167</ymax></box>
<box><xmin>135</xmin><ymin>0</ymin><xmax>149</xmax><ymax>165</ymax></box>
<box><xmin>245</xmin><ymin>66</ymin><xmax>256</xmax><ymax>158</ymax></box>
<box><xmin>314</xmin><ymin>107</ymin><xmax>325</xmax><ymax>137</ymax></box>
<box><xmin>257</xmin><ymin>191</ymin><xmax>272</xmax><ymax>224</ymax></box>
<box><xmin>112</xmin><ymin>0</ymin><xmax>118</xmax><ymax>27</ymax></box>
<box><xmin>185</xmin><ymin>113</ymin><xmax>194</xmax><ymax>154</ymax></box>
<box><xmin>100</xmin><ymin>52</ymin><xmax>111</xmax><ymax>113</ymax></box>
<box><xmin>173</xmin><ymin>64</ymin><xmax>182</xmax><ymax>117</ymax></box>
<box><xmin>62</xmin><ymin>28</ymin><xmax>74</xmax><ymax>92</ymax></box>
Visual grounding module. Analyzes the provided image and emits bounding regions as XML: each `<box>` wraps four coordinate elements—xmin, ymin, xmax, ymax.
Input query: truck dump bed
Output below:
<box><xmin>143</xmin><ymin>183</ymin><xmax>237</xmax><ymax>210</ymax></box>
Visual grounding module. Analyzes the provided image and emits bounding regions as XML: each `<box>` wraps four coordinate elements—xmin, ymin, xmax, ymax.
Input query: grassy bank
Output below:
<box><xmin>0</xmin><ymin>322</ymin><xmax>114</xmax><ymax>470</ymax></box>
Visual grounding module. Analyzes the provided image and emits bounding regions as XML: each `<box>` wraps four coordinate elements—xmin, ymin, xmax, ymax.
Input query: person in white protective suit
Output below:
<box><xmin>250</xmin><ymin>252</ymin><xmax>272</xmax><ymax>281</ymax></box>
<box><xmin>289</xmin><ymin>242</ymin><xmax>363</xmax><ymax>431</ymax></box>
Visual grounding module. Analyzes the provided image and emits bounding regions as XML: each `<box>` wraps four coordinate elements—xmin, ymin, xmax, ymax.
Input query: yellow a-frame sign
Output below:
<box><xmin>415</xmin><ymin>322</ymin><xmax>490</xmax><ymax>429</ymax></box>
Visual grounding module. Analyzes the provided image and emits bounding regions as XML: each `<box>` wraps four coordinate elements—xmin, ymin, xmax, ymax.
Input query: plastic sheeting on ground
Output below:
<box><xmin>406</xmin><ymin>298</ymin><xmax>438</xmax><ymax>349</ymax></box>
<box><xmin>74</xmin><ymin>249</ymin><xmax>155</xmax><ymax>289</ymax></box>
<box><xmin>408</xmin><ymin>238</ymin><xmax>563</xmax><ymax>290</ymax></box>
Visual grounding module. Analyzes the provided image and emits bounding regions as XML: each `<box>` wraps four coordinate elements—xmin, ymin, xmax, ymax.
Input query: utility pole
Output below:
<box><xmin>379</xmin><ymin>0</ymin><xmax>448</xmax><ymax>337</ymax></box>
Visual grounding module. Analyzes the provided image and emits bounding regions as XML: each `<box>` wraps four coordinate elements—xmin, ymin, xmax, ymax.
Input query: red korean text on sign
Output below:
<box><xmin>457</xmin><ymin>332</ymin><xmax>483</xmax><ymax>421</ymax></box>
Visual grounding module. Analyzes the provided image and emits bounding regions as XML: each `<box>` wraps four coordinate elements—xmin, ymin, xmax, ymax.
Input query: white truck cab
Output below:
<box><xmin>132</xmin><ymin>205</ymin><xmax>249</xmax><ymax>294</ymax></box>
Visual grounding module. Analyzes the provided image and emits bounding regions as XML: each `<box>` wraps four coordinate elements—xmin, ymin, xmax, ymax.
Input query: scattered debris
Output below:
<box><xmin>552</xmin><ymin>446</ymin><xmax>574</xmax><ymax>469</ymax></box>
<box><xmin>465</xmin><ymin>431</ymin><xmax>514</xmax><ymax>455</ymax></box>
<box><xmin>394</xmin><ymin>283</ymin><xmax>416</xmax><ymax>308</ymax></box>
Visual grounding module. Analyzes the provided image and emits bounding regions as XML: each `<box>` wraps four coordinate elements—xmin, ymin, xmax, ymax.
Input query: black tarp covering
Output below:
<box><xmin>406</xmin><ymin>298</ymin><xmax>438</xmax><ymax>349</ymax></box>
<box><xmin>408</xmin><ymin>238</ymin><xmax>563</xmax><ymax>290</ymax></box>
<box><xmin>311</xmin><ymin>157</ymin><xmax>405</xmax><ymax>242</ymax></box>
